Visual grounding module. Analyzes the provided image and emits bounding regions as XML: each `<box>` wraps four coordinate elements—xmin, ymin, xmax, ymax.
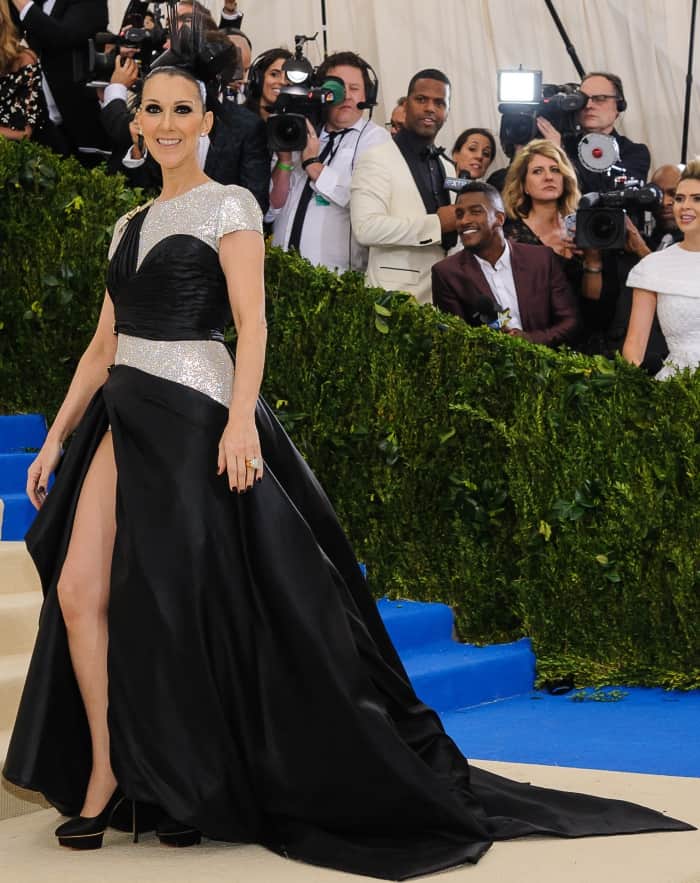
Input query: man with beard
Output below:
<box><xmin>432</xmin><ymin>182</ymin><xmax>579</xmax><ymax>348</ymax></box>
<box><xmin>351</xmin><ymin>68</ymin><xmax>457</xmax><ymax>304</ymax></box>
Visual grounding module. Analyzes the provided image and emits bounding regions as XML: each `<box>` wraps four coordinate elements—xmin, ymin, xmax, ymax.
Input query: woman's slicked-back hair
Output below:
<box><xmin>143</xmin><ymin>65</ymin><xmax>207</xmax><ymax>111</ymax></box>
<box><xmin>502</xmin><ymin>138</ymin><xmax>580</xmax><ymax>219</ymax></box>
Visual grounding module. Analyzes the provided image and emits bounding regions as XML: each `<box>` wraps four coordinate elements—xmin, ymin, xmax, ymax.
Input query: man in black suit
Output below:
<box><xmin>11</xmin><ymin>0</ymin><xmax>109</xmax><ymax>160</ymax></box>
<box><xmin>536</xmin><ymin>71</ymin><xmax>650</xmax><ymax>190</ymax></box>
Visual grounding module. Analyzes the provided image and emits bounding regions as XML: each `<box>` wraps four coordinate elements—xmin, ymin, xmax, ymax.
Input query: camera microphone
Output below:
<box><xmin>470</xmin><ymin>294</ymin><xmax>506</xmax><ymax>330</ymax></box>
<box><xmin>444</xmin><ymin>169</ymin><xmax>472</xmax><ymax>193</ymax></box>
<box><xmin>308</xmin><ymin>77</ymin><xmax>345</xmax><ymax>106</ymax></box>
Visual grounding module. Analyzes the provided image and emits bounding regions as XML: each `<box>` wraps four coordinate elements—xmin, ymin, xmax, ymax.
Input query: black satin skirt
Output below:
<box><xmin>4</xmin><ymin>366</ymin><xmax>692</xmax><ymax>880</ymax></box>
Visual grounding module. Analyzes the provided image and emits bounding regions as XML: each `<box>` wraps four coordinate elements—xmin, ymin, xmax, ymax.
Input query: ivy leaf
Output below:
<box><xmin>439</xmin><ymin>427</ymin><xmax>456</xmax><ymax>444</ymax></box>
<box><xmin>373</xmin><ymin>303</ymin><xmax>392</xmax><ymax>317</ymax></box>
<box><xmin>375</xmin><ymin>316</ymin><xmax>389</xmax><ymax>334</ymax></box>
<box><xmin>595</xmin><ymin>554</ymin><xmax>609</xmax><ymax>565</ymax></box>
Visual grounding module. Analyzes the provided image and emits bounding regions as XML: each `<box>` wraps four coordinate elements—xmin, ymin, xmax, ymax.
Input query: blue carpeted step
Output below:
<box><xmin>0</xmin><ymin>494</ymin><xmax>36</xmax><ymax>541</ymax></box>
<box><xmin>377</xmin><ymin>598</ymin><xmax>454</xmax><ymax>653</ymax></box>
<box><xmin>0</xmin><ymin>453</ymin><xmax>35</xmax><ymax>494</ymax></box>
<box><xmin>400</xmin><ymin>638</ymin><xmax>536</xmax><ymax>712</ymax></box>
<box><xmin>0</xmin><ymin>414</ymin><xmax>47</xmax><ymax>453</ymax></box>
<box><xmin>376</xmin><ymin>599</ymin><xmax>536</xmax><ymax>712</ymax></box>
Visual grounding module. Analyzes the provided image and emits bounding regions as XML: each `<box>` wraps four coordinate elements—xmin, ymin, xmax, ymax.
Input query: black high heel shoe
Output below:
<box><xmin>55</xmin><ymin>789</ymin><xmax>139</xmax><ymax>849</ymax></box>
<box><xmin>156</xmin><ymin>814</ymin><xmax>202</xmax><ymax>847</ymax></box>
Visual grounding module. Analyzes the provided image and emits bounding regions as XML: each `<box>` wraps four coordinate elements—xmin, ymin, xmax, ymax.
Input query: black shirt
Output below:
<box><xmin>394</xmin><ymin>128</ymin><xmax>455</xmax><ymax>249</ymax></box>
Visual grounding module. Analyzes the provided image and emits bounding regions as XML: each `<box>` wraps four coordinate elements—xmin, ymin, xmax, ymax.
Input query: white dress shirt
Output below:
<box><xmin>474</xmin><ymin>242</ymin><xmax>523</xmax><ymax>330</ymax></box>
<box><xmin>271</xmin><ymin>117</ymin><xmax>389</xmax><ymax>273</ymax></box>
<box><xmin>20</xmin><ymin>0</ymin><xmax>62</xmax><ymax>125</ymax></box>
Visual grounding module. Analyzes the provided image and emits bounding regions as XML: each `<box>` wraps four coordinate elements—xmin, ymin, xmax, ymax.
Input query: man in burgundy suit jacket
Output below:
<box><xmin>431</xmin><ymin>182</ymin><xmax>579</xmax><ymax>347</ymax></box>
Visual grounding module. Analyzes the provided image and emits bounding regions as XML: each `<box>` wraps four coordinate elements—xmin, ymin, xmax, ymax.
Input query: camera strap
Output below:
<box><xmin>288</xmin><ymin>128</ymin><xmax>351</xmax><ymax>251</ymax></box>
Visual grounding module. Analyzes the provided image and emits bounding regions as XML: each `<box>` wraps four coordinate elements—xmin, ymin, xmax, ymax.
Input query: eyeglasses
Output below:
<box><xmin>580</xmin><ymin>93</ymin><xmax>618</xmax><ymax>105</ymax></box>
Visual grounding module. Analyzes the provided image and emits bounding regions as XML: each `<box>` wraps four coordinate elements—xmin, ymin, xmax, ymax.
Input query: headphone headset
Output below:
<box><xmin>357</xmin><ymin>61</ymin><xmax>379</xmax><ymax>110</ymax></box>
<box><xmin>245</xmin><ymin>49</ymin><xmax>292</xmax><ymax>103</ymax></box>
<box><xmin>315</xmin><ymin>55</ymin><xmax>380</xmax><ymax>112</ymax></box>
<box><xmin>582</xmin><ymin>74</ymin><xmax>627</xmax><ymax>113</ymax></box>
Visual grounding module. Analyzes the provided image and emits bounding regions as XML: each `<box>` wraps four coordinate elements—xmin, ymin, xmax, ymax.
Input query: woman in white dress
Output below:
<box><xmin>623</xmin><ymin>160</ymin><xmax>700</xmax><ymax>377</ymax></box>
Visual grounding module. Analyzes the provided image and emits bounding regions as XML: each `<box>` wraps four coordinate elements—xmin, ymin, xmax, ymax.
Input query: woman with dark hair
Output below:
<box><xmin>244</xmin><ymin>47</ymin><xmax>291</xmax><ymax>120</ymax></box>
<box><xmin>624</xmin><ymin>159</ymin><xmax>700</xmax><ymax>377</ymax></box>
<box><xmin>3</xmin><ymin>55</ymin><xmax>692</xmax><ymax>883</ymax></box>
<box><xmin>0</xmin><ymin>0</ymin><xmax>41</xmax><ymax>141</ymax></box>
<box><xmin>451</xmin><ymin>127</ymin><xmax>496</xmax><ymax>180</ymax></box>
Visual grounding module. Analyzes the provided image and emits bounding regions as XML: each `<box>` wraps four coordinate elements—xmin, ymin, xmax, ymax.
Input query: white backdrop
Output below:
<box><xmin>108</xmin><ymin>0</ymin><xmax>700</xmax><ymax>173</ymax></box>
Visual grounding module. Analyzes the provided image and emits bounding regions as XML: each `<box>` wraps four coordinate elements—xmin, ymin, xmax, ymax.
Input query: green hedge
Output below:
<box><xmin>2</xmin><ymin>140</ymin><xmax>699</xmax><ymax>689</ymax></box>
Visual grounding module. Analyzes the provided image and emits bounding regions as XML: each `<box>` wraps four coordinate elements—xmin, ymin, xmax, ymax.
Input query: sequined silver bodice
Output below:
<box><xmin>107</xmin><ymin>182</ymin><xmax>263</xmax><ymax>406</ymax></box>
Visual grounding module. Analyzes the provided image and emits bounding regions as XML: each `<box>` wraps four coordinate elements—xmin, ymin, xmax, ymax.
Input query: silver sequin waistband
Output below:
<box><xmin>115</xmin><ymin>334</ymin><xmax>233</xmax><ymax>407</ymax></box>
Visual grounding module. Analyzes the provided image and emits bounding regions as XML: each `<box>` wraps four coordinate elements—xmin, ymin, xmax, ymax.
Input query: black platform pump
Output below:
<box><xmin>55</xmin><ymin>789</ymin><xmax>140</xmax><ymax>849</ymax></box>
<box><xmin>156</xmin><ymin>814</ymin><xmax>202</xmax><ymax>847</ymax></box>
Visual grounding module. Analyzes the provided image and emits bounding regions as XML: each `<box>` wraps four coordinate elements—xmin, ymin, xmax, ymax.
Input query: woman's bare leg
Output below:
<box><xmin>56</xmin><ymin>432</ymin><xmax>118</xmax><ymax>817</ymax></box>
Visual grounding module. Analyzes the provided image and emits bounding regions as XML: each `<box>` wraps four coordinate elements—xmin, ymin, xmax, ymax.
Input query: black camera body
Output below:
<box><xmin>265</xmin><ymin>34</ymin><xmax>347</xmax><ymax>153</ymax></box>
<box><xmin>81</xmin><ymin>24</ymin><xmax>169</xmax><ymax>85</ymax></box>
<box><xmin>267</xmin><ymin>79</ymin><xmax>345</xmax><ymax>153</ymax></box>
<box><xmin>499</xmin><ymin>83</ymin><xmax>585</xmax><ymax>152</ymax></box>
<box><xmin>575</xmin><ymin>180</ymin><xmax>662</xmax><ymax>250</ymax></box>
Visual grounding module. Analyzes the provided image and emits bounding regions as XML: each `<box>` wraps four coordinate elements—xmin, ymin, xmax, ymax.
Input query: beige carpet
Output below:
<box><xmin>1</xmin><ymin>761</ymin><xmax>698</xmax><ymax>883</ymax></box>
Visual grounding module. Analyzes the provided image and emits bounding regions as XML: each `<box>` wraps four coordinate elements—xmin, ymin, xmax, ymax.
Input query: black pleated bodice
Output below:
<box><xmin>106</xmin><ymin>207</ymin><xmax>231</xmax><ymax>341</ymax></box>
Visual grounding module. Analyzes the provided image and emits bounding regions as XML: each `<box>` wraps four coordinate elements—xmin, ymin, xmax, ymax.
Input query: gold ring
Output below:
<box><xmin>245</xmin><ymin>457</ymin><xmax>260</xmax><ymax>470</ymax></box>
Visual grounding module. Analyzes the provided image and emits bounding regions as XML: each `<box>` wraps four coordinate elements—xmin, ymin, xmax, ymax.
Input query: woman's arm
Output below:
<box><xmin>26</xmin><ymin>291</ymin><xmax>117</xmax><ymax>507</ymax></box>
<box><xmin>622</xmin><ymin>288</ymin><xmax>657</xmax><ymax>367</ymax></box>
<box><xmin>217</xmin><ymin>230</ymin><xmax>267</xmax><ymax>492</ymax></box>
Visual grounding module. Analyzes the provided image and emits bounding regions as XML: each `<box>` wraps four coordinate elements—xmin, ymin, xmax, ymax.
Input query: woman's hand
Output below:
<box><xmin>217</xmin><ymin>416</ymin><xmax>263</xmax><ymax>492</ymax></box>
<box><xmin>26</xmin><ymin>438</ymin><xmax>63</xmax><ymax>509</ymax></box>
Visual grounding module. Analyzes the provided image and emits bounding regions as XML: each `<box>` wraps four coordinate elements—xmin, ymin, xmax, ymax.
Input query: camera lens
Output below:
<box><xmin>267</xmin><ymin>113</ymin><xmax>308</xmax><ymax>152</ymax></box>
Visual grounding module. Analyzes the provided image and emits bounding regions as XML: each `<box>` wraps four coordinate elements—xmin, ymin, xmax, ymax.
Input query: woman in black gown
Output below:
<box><xmin>3</xmin><ymin>54</ymin><xmax>693</xmax><ymax>882</ymax></box>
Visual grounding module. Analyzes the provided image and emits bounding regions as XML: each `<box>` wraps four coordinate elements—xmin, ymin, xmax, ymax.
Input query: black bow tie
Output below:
<box><xmin>421</xmin><ymin>144</ymin><xmax>445</xmax><ymax>161</ymax></box>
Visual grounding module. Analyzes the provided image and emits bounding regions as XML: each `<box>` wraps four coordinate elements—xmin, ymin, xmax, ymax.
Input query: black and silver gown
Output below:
<box><xmin>3</xmin><ymin>181</ymin><xmax>692</xmax><ymax>880</ymax></box>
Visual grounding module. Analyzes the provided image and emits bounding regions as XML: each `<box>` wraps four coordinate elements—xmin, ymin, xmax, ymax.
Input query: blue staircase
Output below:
<box><xmin>0</xmin><ymin>414</ymin><xmax>47</xmax><ymax>541</ymax></box>
<box><xmin>377</xmin><ymin>598</ymin><xmax>535</xmax><ymax>711</ymax></box>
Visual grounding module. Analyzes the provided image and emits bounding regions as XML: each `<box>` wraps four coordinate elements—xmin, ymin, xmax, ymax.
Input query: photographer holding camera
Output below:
<box><xmin>10</xmin><ymin>0</ymin><xmax>109</xmax><ymax>161</ymax></box>
<box><xmin>270</xmin><ymin>50</ymin><xmax>389</xmax><ymax>273</ymax></box>
<box><xmin>537</xmin><ymin>72</ymin><xmax>650</xmax><ymax>192</ymax></box>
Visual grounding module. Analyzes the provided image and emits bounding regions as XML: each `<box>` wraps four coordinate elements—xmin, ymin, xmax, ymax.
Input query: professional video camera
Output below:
<box><xmin>572</xmin><ymin>134</ymin><xmax>662</xmax><ymax>249</ymax></box>
<box><xmin>497</xmin><ymin>68</ymin><xmax>585</xmax><ymax>153</ymax></box>
<box><xmin>266</xmin><ymin>34</ymin><xmax>345</xmax><ymax>152</ymax></box>
<box><xmin>80</xmin><ymin>2</ymin><xmax>168</xmax><ymax>85</ymax></box>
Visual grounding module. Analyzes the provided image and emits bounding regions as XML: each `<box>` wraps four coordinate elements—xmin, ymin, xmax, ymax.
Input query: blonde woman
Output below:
<box><xmin>0</xmin><ymin>0</ymin><xmax>41</xmax><ymax>140</ymax></box>
<box><xmin>623</xmin><ymin>159</ymin><xmax>700</xmax><ymax>378</ymax></box>
<box><xmin>502</xmin><ymin>139</ymin><xmax>602</xmax><ymax>300</ymax></box>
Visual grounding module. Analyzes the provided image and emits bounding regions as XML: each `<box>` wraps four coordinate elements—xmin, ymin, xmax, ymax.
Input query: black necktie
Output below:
<box><xmin>287</xmin><ymin>129</ymin><xmax>348</xmax><ymax>252</ymax></box>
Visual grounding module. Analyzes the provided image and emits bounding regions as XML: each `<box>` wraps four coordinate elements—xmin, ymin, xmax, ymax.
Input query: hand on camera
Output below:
<box><xmin>536</xmin><ymin>116</ymin><xmax>562</xmax><ymax>148</ymax></box>
<box><xmin>301</xmin><ymin>120</ymin><xmax>321</xmax><ymax>167</ymax></box>
<box><xmin>112</xmin><ymin>55</ymin><xmax>139</xmax><ymax>89</ymax></box>
<box><xmin>623</xmin><ymin>216</ymin><xmax>651</xmax><ymax>258</ymax></box>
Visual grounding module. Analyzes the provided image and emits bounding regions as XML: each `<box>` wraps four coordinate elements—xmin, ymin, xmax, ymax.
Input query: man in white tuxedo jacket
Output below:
<box><xmin>350</xmin><ymin>69</ymin><xmax>458</xmax><ymax>304</ymax></box>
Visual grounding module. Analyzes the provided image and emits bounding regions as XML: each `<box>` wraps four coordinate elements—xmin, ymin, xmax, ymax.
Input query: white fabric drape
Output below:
<box><xmin>108</xmin><ymin>0</ymin><xmax>699</xmax><ymax>173</ymax></box>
